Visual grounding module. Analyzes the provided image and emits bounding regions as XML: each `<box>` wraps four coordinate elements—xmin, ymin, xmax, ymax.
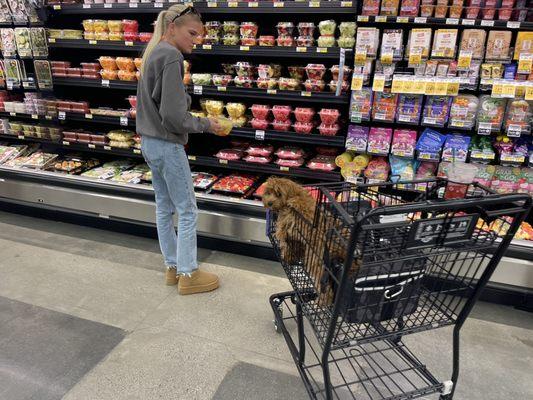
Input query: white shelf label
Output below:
<box><xmin>273</xmin><ymin>2</ymin><xmax>285</xmax><ymax>7</ymax></box>
<box><xmin>414</xmin><ymin>17</ymin><xmax>427</xmax><ymax>24</ymax></box>
<box><xmin>88</xmin><ymin>144</ymin><xmax>96</xmax><ymax>149</ymax></box>
<box><xmin>85</xmin><ymin>113</ymin><xmax>93</xmax><ymax>119</ymax></box>
<box><xmin>193</xmin><ymin>85</ymin><xmax>203</xmax><ymax>95</ymax></box>
<box><xmin>104</xmin><ymin>3</ymin><xmax>112</xmax><ymax>8</ymax></box>
<box><xmin>104</xmin><ymin>146</ymin><xmax>111</xmax><ymax>150</ymax></box>
<box><xmin>462</xmin><ymin>19</ymin><xmax>475</xmax><ymax>25</ymax></box>
<box><xmin>82</xmin><ymin>4</ymin><xmax>91</xmax><ymax>8</ymax></box>
<box><xmin>101</xmin><ymin>79</ymin><xmax>110</xmax><ymax>87</ymax></box>
<box><xmin>507</xmin><ymin>21</ymin><xmax>520</xmax><ymax>29</ymax></box>
<box><xmin>219</xmin><ymin>159</ymin><xmax>228</xmax><ymax>164</ymax></box>
<box><xmin>507</xmin><ymin>125</ymin><xmax>522</xmax><ymax>137</ymax></box>
<box><xmin>478</xmin><ymin>122</ymin><xmax>492</xmax><ymax>135</ymax></box>
<box><xmin>154</xmin><ymin>2</ymin><xmax>163</xmax><ymax>8</ymax></box>
<box><xmin>120</xmin><ymin>117</ymin><xmax>128</xmax><ymax>126</ymax></box>
<box><xmin>62</xmin><ymin>141</ymin><xmax>70</xmax><ymax>146</ymax></box>
<box><xmin>133</xmin><ymin>149</ymin><xmax>141</xmax><ymax>154</ymax></box>
<box><xmin>58</xmin><ymin>111</ymin><xmax>66</xmax><ymax>120</ymax></box>
<box><xmin>481</xmin><ymin>20</ymin><xmax>494</xmax><ymax>26</ymax></box>
<box><xmin>446</xmin><ymin>18</ymin><xmax>459</xmax><ymax>25</ymax></box>
<box><xmin>17</xmin><ymin>135</ymin><xmax>24</xmax><ymax>139</ymax></box>
<box><xmin>255</xmin><ymin>130</ymin><xmax>265</xmax><ymax>140</ymax></box>
<box><xmin>424</xmin><ymin>117</ymin><xmax>437</xmax><ymax>125</ymax></box>
<box><xmin>129</xmin><ymin>3</ymin><xmax>138</xmax><ymax>8</ymax></box>
<box><xmin>9</xmin><ymin>112</ymin><xmax>16</xmax><ymax>116</ymax></box>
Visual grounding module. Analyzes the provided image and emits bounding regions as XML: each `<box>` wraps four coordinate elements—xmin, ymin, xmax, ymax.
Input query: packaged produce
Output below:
<box><xmin>448</xmin><ymin>95</ymin><xmax>479</xmax><ymax>129</ymax></box>
<box><xmin>205</xmin><ymin>100</ymin><xmax>224</xmax><ymax>116</ymax></box>
<box><xmin>223</xmin><ymin>21</ymin><xmax>239</xmax><ymax>34</ymax></box>
<box><xmin>229</xmin><ymin>116</ymin><xmax>248</xmax><ymax>127</ymax></box>
<box><xmin>222</xmin><ymin>34</ymin><xmax>239</xmax><ymax>46</ymax></box>
<box><xmin>30</xmin><ymin>28</ymin><xmax>48</xmax><ymax>56</ymax></box>
<box><xmin>212</xmin><ymin>173</ymin><xmax>257</xmax><ymax>194</ymax></box>
<box><xmin>226</xmin><ymin>102</ymin><xmax>246</xmax><ymax>119</ymax></box>
<box><xmin>485</xmin><ymin>31</ymin><xmax>512</xmax><ymax>60</ymax></box>
<box><xmin>276</xmin><ymin>157</ymin><xmax>305</xmax><ymax>167</ymax></box>
<box><xmin>298</xmin><ymin>22</ymin><xmax>316</xmax><ymax>37</ymax></box>
<box><xmin>234</xmin><ymin>76</ymin><xmax>253</xmax><ymax>88</ymax></box>
<box><xmin>257</xmin><ymin>64</ymin><xmax>282</xmax><ymax>79</ymax></box>
<box><xmin>1</xmin><ymin>29</ymin><xmax>17</xmax><ymax>56</ymax></box>
<box><xmin>318</xmin><ymin>123</ymin><xmax>340</xmax><ymax>136</ymax></box>
<box><xmin>296</xmin><ymin>36</ymin><xmax>315</xmax><ymax>47</ymax></box>
<box><xmin>276</xmin><ymin>36</ymin><xmax>294</xmax><ymax>47</ymax></box>
<box><xmin>191</xmin><ymin>73</ymin><xmax>212</xmax><ymax>86</ymax></box>
<box><xmin>14</xmin><ymin>28</ymin><xmax>31</xmax><ymax>57</ymax></box>
<box><xmin>115</xmin><ymin>57</ymin><xmax>135</xmax><ymax>72</ymax></box>
<box><xmin>338</xmin><ymin>36</ymin><xmax>355</xmax><ymax>49</ymax></box>
<box><xmin>490</xmin><ymin>166</ymin><xmax>523</xmax><ymax>194</ymax></box>
<box><xmin>287</xmin><ymin>66</ymin><xmax>305</xmax><ymax>81</ymax></box>
<box><xmin>246</xmin><ymin>144</ymin><xmax>274</xmax><ymax>157</ymax></box>
<box><xmin>109</xmin><ymin>32</ymin><xmax>124</xmax><ymax>41</ymax></box>
<box><xmin>100</xmin><ymin>70</ymin><xmax>118</xmax><ymax>80</ymax></box>
<box><xmin>34</xmin><ymin>60</ymin><xmax>53</xmax><ymax>88</ymax></box>
<box><xmin>431</xmin><ymin>29</ymin><xmax>458</xmax><ymax>59</ymax></box>
<box><xmin>381</xmin><ymin>29</ymin><xmax>403</xmax><ymax>61</ymax></box>
<box><xmin>330</xmin><ymin>65</ymin><xmax>352</xmax><ymax>81</ymax></box>
<box><xmin>122</xmin><ymin>20</ymin><xmax>138</xmax><ymax>33</ymax></box>
<box><xmin>504</xmin><ymin>100</ymin><xmax>532</xmax><ymax>135</ymax></box>
<box><xmin>235</xmin><ymin>62</ymin><xmax>255</xmax><ymax>77</ymax></box>
<box><xmin>349</xmin><ymin>89</ymin><xmax>373</xmax><ymax>121</ymax></box>
<box><xmin>318</xmin><ymin>35</ymin><xmax>336</xmax><ymax>48</ymax></box>
<box><xmin>278</xmin><ymin>78</ymin><xmax>300</xmax><ymax>91</ymax></box>
<box><xmin>304</xmin><ymin>79</ymin><xmax>325</xmax><ymax>92</ymax></box>
<box><xmin>205</xmin><ymin>21</ymin><xmax>221</xmax><ymax>36</ymax></box>
<box><xmin>107</xmin><ymin>20</ymin><xmax>123</xmax><ymax>33</ymax></box>
<box><xmin>293</xmin><ymin>121</ymin><xmax>314</xmax><ymax>134</ymax></box>
<box><xmin>338</xmin><ymin>21</ymin><xmax>356</xmax><ymax>38</ymax></box>
<box><xmin>346</xmin><ymin>125</ymin><xmax>369</xmax><ymax>153</ymax></box>
<box><xmin>66</xmin><ymin>67</ymin><xmax>81</xmax><ymax>78</ymax></box>
<box><xmin>240</xmin><ymin>22</ymin><xmax>258</xmax><ymax>38</ymax></box>
<box><xmin>307</xmin><ymin>155</ymin><xmax>336</xmax><ymax>171</ymax></box>
<box><xmin>92</xmin><ymin>20</ymin><xmax>108</xmax><ymax>33</ymax></box>
<box><xmin>394</xmin><ymin>94</ymin><xmax>422</xmax><ymax>124</ymax></box>
<box><xmin>240</xmin><ymin>37</ymin><xmax>257</xmax><ymax>46</ymax></box>
<box><xmin>318</xmin><ymin>20</ymin><xmax>336</xmax><ymax>36</ymax></box>
<box><xmin>5</xmin><ymin>59</ymin><xmax>22</xmax><ymax>85</ymax></box>
<box><xmin>243</xmin><ymin>154</ymin><xmax>271</xmax><ymax>164</ymax></box>
<box><xmin>305</xmin><ymin>64</ymin><xmax>326</xmax><ymax>80</ymax></box>
<box><xmin>216</xmin><ymin>117</ymin><xmax>234</xmax><ymax>136</ymax></box>
<box><xmin>191</xmin><ymin>172</ymin><xmax>218</xmax><ymax>190</ymax></box>
<box><xmin>372</xmin><ymin>91</ymin><xmax>398</xmax><ymax>122</ymax></box>
<box><xmin>215</xmin><ymin>148</ymin><xmax>243</xmax><ymax>161</ymax></box>
<box><xmin>107</xmin><ymin>129</ymin><xmax>135</xmax><ymax>142</ymax></box>
<box><xmin>250</xmin><ymin>118</ymin><xmax>270</xmax><ymax>130</ymax></box>
<box><xmin>459</xmin><ymin>30</ymin><xmax>487</xmax><ymax>60</ymax></box>
<box><xmin>364</xmin><ymin>157</ymin><xmax>390</xmax><ymax>181</ymax></box>
<box><xmin>367</xmin><ymin>127</ymin><xmax>393</xmax><ymax>155</ymax></box>
<box><xmin>356</xmin><ymin>27</ymin><xmax>380</xmax><ymax>57</ymax></box>
<box><xmin>318</xmin><ymin>109</ymin><xmax>340</xmax><ymax>125</ymax></box>
<box><xmin>271</xmin><ymin>105</ymin><xmax>292</xmax><ymax>121</ymax></box>
<box><xmin>82</xmin><ymin>19</ymin><xmax>95</xmax><ymax>32</ymax></box>
<box><xmin>477</xmin><ymin>96</ymin><xmax>506</xmax><ymax>129</ymax></box>
<box><xmin>258</xmin><ymin>35</ymin><xmax>275</xmax><ymax>46</ymax></box>
<box><xmin>406</xmin><ymin>29</ymin><xmax>432</xmax><ymax>60</ymax></box>
<box><xmin>98</xmin><ymin>56</ymin><xmax>117</xmax><ymax>70</ymax></box>
<box><xmin>328</xmin><ymin>80</ymin><xmax>350</xmax><ymax>93</ymax></box>
<box><xmin>212</xmin><ymin>74</ymin><xmax>232</xmax><ymax>87</ymax></box>
<box><xmin>272</xmin><ymin>119</ymin><xmax>291</xmax><ymax>131</ymax></box>
<box><xmin>422</xmin><ymin>96</ymin><xmax>452</xmax><ymax>127</ymax></box>
<box><xmin>256</xmin><ymin>78</ymin><xmax>278</xmax><ymax>89</ymax></box>
<box><xmin>203</xmin><ymin>34</ymin><xmax>220</xmax><ymax>45</ymax></box>
<box><xmin>275</xmin><ymin>146</ymin><xmax>305</xmax><ymax>160</ymax></box>
<box><xmin>139</xmin><ymin>32</ymin><xmax>153</xmax><ymax>42</ymax></box>
<box><xmin>276</xmin><ymin>22</ymin><xmax>294</xmax><ymax>36</ymax></box>
<box><xmin>294</xmin><ymin>107</ymin><xmax>315</xmax><ymax>123</ymax></box>
<box><xmin>391</xmin><ymin>129</ymin><xmax>417</xmax><ymax>158</ymax></box>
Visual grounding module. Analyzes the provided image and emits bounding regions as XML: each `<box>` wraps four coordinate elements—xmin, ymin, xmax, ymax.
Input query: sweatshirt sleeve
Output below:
<box><xmin>156</xmin><ymin>59</ymin><xmax>210</xmax><ymax>135</ymax></box>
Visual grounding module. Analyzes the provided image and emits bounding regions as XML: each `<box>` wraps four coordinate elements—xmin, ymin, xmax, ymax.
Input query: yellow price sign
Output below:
<box><xmin>248</xmin><ymin>1</ymin><xmax>259</xmax><ymax>7</ymax></box>
<box><xmin>380</xmin><ymin>50</ymin><xmax>394</xmax><ymax>64</ymax></box>
<box><xmin>501</xmin><ymin>83</ymin><xmax>516</xmax><ymax>98</ymax></box>
<box><xmin>228</xmin><ymin>1</ymin><xmax>238</xmax><ymax>7</ymax></box>
<box><xmin>403</xmin><ymin>79</ymin><xmax>416</xmax><ymax>94</ymax></box>
<box><xmin>446</xmin><ymin>80</ymin><xmax>460</xmax><ymax>96</ymax></box>
<box><xmin>491</xmin><ymin>81</ymin><xmax>503</xmax><ymax>98</ymax></box>
<box><xmin>372</xmin><ymin>75</ymin><xmax>385</xmax><ymax>92</ymax></box>
<box><xmin>525</xmin><ymin>85</ymin><xmax>533</xmax><ymax>101</ymax></box>
<box><xmin>434</xmin><ymin>79</ymin><xmax>448</xmax><ymax>95</ymax></box>
<box><xmin>357</xmin><ymin>15</ymin><xmax>369</xmax><ymax>22</ymax></box>
<box><xmin>412</xmin><ymin>79</ymin><xmax>427</xmax><ymax>94</ymax></box>
<box><xmin>408</xmin><ymin>50</ymin><xmax>422</xmax><ymax>66</ymax></box>
<box><xmin>518</xmin><ymin>53</ymin><xmax>533</xmax><ymax>74</ymax></box>
<box><xmin>376</xmin><ymin>16</ymin><xmax>387</xmax><ymax>23</ymax></box>
<box><xmin>457</xmin><ymin>50</ymin><xmax>472</xmax><ymax>70</ymax></box>
<box><xmin>425</xmin><ymin>79</ymin><xmax>436</xmax><ymax>95</ymax></box>
<box><xmin>391</xmin><ymin>76</ymin><xmax>405</xmax><ymax>93</ymax></box>
<box><xmin>354</xmin><ymin>48</ymin><xmax>367</xmax><ymax>65</ymax></box>
<box><xmin>351</xmin><ymin>74</ymin><xmax>364</xmax><ymax>91</ymax></box>
<box><xmin>309</xmin><ymin>1</ymin><xmax>320</xmax><ymax>7</ymax></box>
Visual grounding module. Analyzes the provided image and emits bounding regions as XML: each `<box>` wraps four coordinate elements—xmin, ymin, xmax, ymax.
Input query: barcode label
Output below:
<box><xmin>255</xmin><ymin>130</ymin><xmax>265</xmax><ymax>140</ymax></box>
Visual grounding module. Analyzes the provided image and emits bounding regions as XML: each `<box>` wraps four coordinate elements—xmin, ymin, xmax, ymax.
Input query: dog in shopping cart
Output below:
<box><xmin>262</xmin><ymin>177</ymin><xmax>360</xmax><ymax>306</ymax></box>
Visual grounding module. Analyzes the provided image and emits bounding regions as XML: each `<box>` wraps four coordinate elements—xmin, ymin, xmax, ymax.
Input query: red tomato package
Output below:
<box><xmin>276</xmin><ymin>158</ymin><xmax>305</xmax><ymax>167</ymax></box>
<box><xmin>215</xmin><ymin>148</ymin><xmax>243</xmax><ymax>161</ymax></box>
<box><xmin>275</xmin><ymin>146</ymin><xmax>306</xmax><ymax>160</ymax></box>
<box><xmin>243</xmin><ymin>155</ymin><xmax>272</xmax><ymax>164</ymax></box>
<box><xmin>246</xmin><ymin>144</ymin><xmax>274</xmax><ymax>157</ymax></box>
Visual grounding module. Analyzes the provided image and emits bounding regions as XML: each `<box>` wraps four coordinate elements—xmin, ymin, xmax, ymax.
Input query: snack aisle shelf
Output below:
<box><xmin>355</xmin><ymin>15</ymin><xmax>533</xmax><ymax>29</ymax></box>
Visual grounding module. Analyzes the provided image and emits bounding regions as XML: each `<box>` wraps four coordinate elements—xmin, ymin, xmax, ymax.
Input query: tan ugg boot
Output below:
<box><xmin>166</xmin><ymin>267</ymin><xmax>179</xmax><ymax>286</ymax></box>
<box><xmin>178</xmin><ymin>269</ymin><xmax>219</xmax><ymax>295</ymax></box>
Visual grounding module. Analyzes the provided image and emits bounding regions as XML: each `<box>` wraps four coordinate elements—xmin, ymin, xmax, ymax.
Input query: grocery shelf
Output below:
<box><xmin>47</xmin><ymin>39</ymin><xmax>351</xmax><ymax>60</ymax></box>
<box><xmin>356</xmin><ymin>15</ymin><xmax>533</xmax><ymax>30</ymax></box>
<box><xmin>0</xmin><ymin>111</ymin><xmax>136</xmax><ymax>128</ymax></box>
<box><xmin>48</xmin><ymin>1</ymin><xmax>358</xmax><ymax>15</ymax></box>
<box><xmin>230</xmin><ymin>127</ymin><xmax>346</xmax><ymax>147</ymax></box>
<box><xmin>51</xmin><ymin>78</ymin><xmax>350</xmax><ymax>104</ymax></box>
<box><xmin>0</xmin><ymin>134</ymin><xmax>342</xmax><ymax>181</ymax></box>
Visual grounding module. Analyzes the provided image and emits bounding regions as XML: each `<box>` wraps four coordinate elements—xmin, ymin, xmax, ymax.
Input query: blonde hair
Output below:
<box><xmin>140</xmin><ymin>4</ymin><xmax>202</xmax><ymax>74</ymax></box>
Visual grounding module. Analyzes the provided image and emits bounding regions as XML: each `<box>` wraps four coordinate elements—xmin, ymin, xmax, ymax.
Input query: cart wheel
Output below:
<box><xmin>273</xmin><ymin>304</ymin><xmax>283</xmax><ymax>334</ymax></box>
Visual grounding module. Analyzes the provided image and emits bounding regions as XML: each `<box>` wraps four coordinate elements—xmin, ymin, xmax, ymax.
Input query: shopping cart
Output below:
<box><xmin>268</xmin><ymin>178</ymin><xmax>531</xmax><ymax>400</ymax></box>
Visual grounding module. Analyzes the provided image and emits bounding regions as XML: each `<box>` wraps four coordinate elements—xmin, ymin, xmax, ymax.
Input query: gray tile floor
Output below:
<box><xmin>0</xmin><ymin>210</ymin><xmax>532</xmax><ymax>400</ymax></box>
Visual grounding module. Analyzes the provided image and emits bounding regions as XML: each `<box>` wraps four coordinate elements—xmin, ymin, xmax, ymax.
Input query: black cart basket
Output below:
<box><xmin>268</xmin><ymin>178</ymin><xmax>531</xmax><ymax>400</ymax></box>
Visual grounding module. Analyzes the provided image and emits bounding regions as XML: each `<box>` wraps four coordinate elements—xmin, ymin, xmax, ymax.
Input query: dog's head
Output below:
<box><xmin>262</xmin><ymin>177</ymin><xmax>306</xmax><ymax>211</ymax></box>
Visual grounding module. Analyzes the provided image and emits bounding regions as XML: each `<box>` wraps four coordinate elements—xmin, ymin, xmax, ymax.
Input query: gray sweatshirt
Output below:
<box><xmin>136</xmin><ymin>41</ymin><xmax>210</xmax><ymax>145</ymax></box>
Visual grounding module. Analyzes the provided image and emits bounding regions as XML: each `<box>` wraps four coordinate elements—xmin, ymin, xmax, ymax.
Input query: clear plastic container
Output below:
<box><xmin>258</xmin><ymin>36</ymin><xmax>275</xmax><ymax>46</ymax></box>
<box><xmin>305</xmin><ymin>64</ymin><xmax>326</xmax><ymax>80</ymax></box>
<box><xmin>272</xmin><ymin>119</ymin><xmax>291</xmax><ymax>131</ymax></box>
<box><xmin>319</xmin><ymin>108</ymin><xmax>340</xmax><ymax>124</ymax></box>
<box><xmin>276</xmin><ymin>36</ymin><xmax>294</xmax><ymax>47</ymax></box>
<box><xmin>304</xmin><ymin>79</ymin><xmax>325</xmax><ymax>92</ymax></box>
<box><xmin>294</xmin><ymin>107</ymin><xmax>315</xmax><ymax>123</ymax></box>
<box><xmin>288</xmin><ymin>66</ymin><xmax>305</xmax><ymax>80</ymax></box>
<box><xmin>215</xmin><ymin>148</ymin><xmax>243</xmax><ymax>161</ymax></box>
<box><xmin>272</xmin><ymin>105</ymin><xmax>292</xmax><ymax>121</ymax></box>
<box><xmin>100</xmin><ymin>69</ymin><xmax>118</xmax><ymax>80</ymax></box>
<box><xmin>318</xmin><ymin>123</ymin><xmax>340</xmax><ymax>136</ymax></box>
<box><xmin>246</xmin><ymin>144</ymin><xmax>274</xmax><ymax>157</ymax></box>
<box><xmin>276</xmin><ymin>22</ymin><xmax>295</xmax><ymax>36</ymax></box>
<box><xmin>81</xmin><ymin>62</ymin><xmax>100</xmax><ymax>72</ymax></box>
<box><xmin>98</xmin><ymin>56</ymin><xmax>117</xmax><ymax>70</ymax></box>
<box><xmin>122</xmin><ymin>20</ymin><xmax>138</xmax><ymax>33</ymax></box>
<box><xmin>297</xmin><ymin>22</ymin><xmax>316</xmax><ymax>37</ymax></box>
<box><xmin>293</xmin><ymin>121</ymin><xmax>314</xmax><ymax>134</ymax></box>
<box><xmin>250</xmin><ymin>118</ymin><xmax>270</xmax><ymax>130</ymax></box>
<box><xmin>276</xmin><ymin>157</ymin><xmax>305</xmax><ymax>167</ymax></box>
<box><xmin>240</xmin><ymin>22</ymin><xmax>258</xmax><ymax>38</ymax></box>
<box><xmin>118</xmin><ymin>70</ymin><xmax>136</xmax><ymax>81</ymax></box>
<box><xmin>107</xmin><ymin>20</ymin><xmax>123</xmax><ymax>33</ymax></box>
<box><xmin>275</xmin><ymin>146</ymin><xmax>306</xmax><ymax>160</ymax></box>
<box><xmin>250</xmin><ymin>104</ymin><xmax>270</xmax><ymax>119</ymax></box>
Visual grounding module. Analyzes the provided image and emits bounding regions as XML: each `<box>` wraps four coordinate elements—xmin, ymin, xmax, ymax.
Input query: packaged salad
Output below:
<box><xmin>14</xmin><ymin>28</ymin><xmax>31</xmax><ymax>58</ymax></box>
<box><xmin>448</xmin><ymin>95</ymin><xmax>479</xmax><ymax>130</ymax></box>
<box><xmin>349</xmin><ymin>88</ymin><xmax>373</xmax><ymax>122</ymax></box>
<box><xmin>476</xmin><ymin>96</ymin><xmax>506</xmax><ymax>131</ymax></box>
<box><xmin>504</xmin><ymin>100</ymin><xmax>531</xmax><ymax>136</ymax></box>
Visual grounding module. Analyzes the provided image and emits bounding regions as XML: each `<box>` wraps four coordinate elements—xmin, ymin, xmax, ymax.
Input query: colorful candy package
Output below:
<box><xmin>423</xmin><ymin>96</ymin><xmax>452</xmax><ymax>127</ymax></box>
<box><xmin>345</xmin><ymin>125</ymin><xmax>369</xmax><ymax>153</ymax></box>
<box><xmin>396</xmin><ymin>94</ymin><xmax>423</xmax><ymax>124</ymax></box>
<box><xmin>372</xmin><ymin>91</ymin><xmax>399</xmax><ymax>122</ymax></box>
<box><xmin>367</xmin><ymin>127</ymin><xmax>393</xmax><ymax>155</ymax></box>
<box><xmin>442</xmin><ymin>134</ymin><xmax>471</xmax><ymax>162</ymax></box>
<box><xmin>391</xmin><ymin>129</ymin><xmax>417</xmax><ymax>158</ymax></box>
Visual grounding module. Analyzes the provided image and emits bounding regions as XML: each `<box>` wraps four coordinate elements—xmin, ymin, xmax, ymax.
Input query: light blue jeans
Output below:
<box><xmin>141</xmin><ymin>135</ymin><xmax>198</xmax><ymax>273</ymax></box>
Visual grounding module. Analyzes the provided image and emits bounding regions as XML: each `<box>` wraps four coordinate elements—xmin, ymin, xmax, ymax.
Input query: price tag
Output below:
<box><xmin>446</xmin><ymin>18</ymin><xmax>459</xmax><ymax>25</ymax></box>
<box><xmin>280</xmin><ymin>166</ymin><xmax>290</xmax><ymax>171</ymax></box>
<box><xmin>434</xmin><ymin>79</ymin><xmax>448</xmax><ymax>95</ymax></box>
<box><xmin>424</xmin><ymin>79</ymin><xmax>436</xmax><ymax>95</ymax></box>
<box><xmin>6</xmin><ymin>82</ymin><xmax>13</xmax><ymax>90</ymax></box>
<box><xmin>267</xmin><ymin>89</ymin><xmax>277</xmax><ymax>94</ymax></box>
<box><xmin>125</xmin><ymin>41</ymin><xmax>134</xmax><ymax>46</ymax></box>
<box><xmin>372</xmin><ymin>74</ymin><xmax>385</xmax><ymax>92</ymax></box>
<box><xmin>255</xmin><ymin>130</ymin><xmax>265</xmax><ymax>140</ymax></box>
<box><xmin>418</xmin><ymin>152</ymin><xmax>439</xmax><ymax>161</ymax></box>
<box><xmin>478</xmin><ymin>122</ymin><xmax>493</xmax><ymax>135</ymax></box>
<box><xmin>240</xmin><ymin>46</ymin><xmax>250</xmax><ymax>51</ymax></box>
<box><xmin>525</xmin><ymin>85</ymin><xmax>533</xmax><ymax>101</ymax></box>
<box><xmin>194</xmin><ymin>85</ymin><xmax>203</xmax><ymax>95</ymax></box>
<box><xmin>217</xmin><ymin>86</ymin><xmax>227</xmax><ymax>91</ymax></box>
<box><xmin>83</xmin><ymin>4</ymin><xmax>91</xmax><ymax>9</ymax></box>
<box><xmin>403</xmin><ymin>79</ymin><xmax>417</xmax><ymax>94</ymax></box>
<box><xmin>85</xmin><ymin>113</ymin><xmax>93</xmax><ymax>119</ymax></box>
<box><xmin>397</xmin><ymin>115</ymin><xmax>413</xmax><ymax>123</ymax></box>
<box><xmin>62</xmin><ymin>141</ymin><xmax>70</xmax><ymax>146</ymax></box>
<box><xmin>357</xmin><ymin>16</ymin><xmax>369</xmax><ymax>22</ymax></box>
<box><xmin>17</xmin><ymin>135</ymin><xmax>24</xmax><ymax>139</ymax></box>
<box><xmin>501</xmin><ymin>154</ymin><xmax>525</xmax><ymax>164</ymax></box>
<box><xmin>133</xmin><ymin>149</ymin><xmax>141</xmax><ymax>154</ymax></box>
<box><xmin>507</xmin><ymin>124</ymin><xmax>522</xmax><ymax>137</ymax></box>
<box><xmin>202</xmin><ymin>44</ymin><xmax>212</xmax><ymax>50</ymax></box>
<box><xmin>380</xmin><ymin>50</ymin><xmax>394</xmax><ymax>64</ymax></box>
<box><xmin>207</xmin><ymin>1</ymin><xmax>218</xmax><ymax>7</ymax></box>
<box><xmin>9</xmin><ymin>112</ymin><xmax>16</xmax><ymax>116</ymax></box>
<box><xmin>101</xmin><ymin>79</ymin><xmax>110</xmax><ymax>87</ymax></box>
<box><xmin>408</xmin><ymin>48</ymin><xmax>422</xmax><ymax>66</ymax></box>
<box><xmin>457</xmin><ymin>50</ymin><xmax>472</xmax><ymax>70</ymax></box>
<box><xmin>391</xmin><ymin>76</ymin><xmax>405</xmax><ymax>93</ymax></box>
<box><xmin>446</xmin><ymin>79</ymin><xmax>460</xmax><ymax>96</ymax></box>
<box><xmin>296</xmin><ymin>47</ymin><xmax>307</xmax><ymax>53</ymax></box>
<box><xmin>273</xmin><ymin>2</ymin><xmax>285</xmax><ymax>7</ymax></box>
<box><xmin>471</xmin><ymin>150</ymin><xmax>495</xmax><ymax>161</ymax></box>
<box><xmin>58</xmin><ymin>111</ymin><xmax>66</xmax><ymax>120</ymax></box>
<box><xmin>129</xmin><ymin>3</ymin><xmax>138</xmax><ymax>8</ymax></box>
<box><xmin>462</xmin><ymin>19</ymin><xmax>475</xmax><ymax>25</ymax></box>
<box><xmin>248</xmin><ymin>1</ymin><xmax>259</xmax><ymax>7</ymax></box>
<box><xmin>480</xmin><ymin>20</ymin><xmax>495</xmax><ymax>27</ymax></box>
<box><xmin>309</xmin><ymin>1</ymin><xmax>320</xmax><ymax>7</ymax></box>
<box><xmin>88</xmin><ymin>144</ymin><xmax>96</xmax><ymax>149</ymax></box>
<box><xmin>376</xmin><ymin>16</ymin><xmax>387</xmax><ymax>23</ymax></box>
<box><xmin>501</xmin><ymin>82</ymin><xmax>516</xmax><ymax>98</ymax></box>
<box><xmin>412</xmin><ymin>79</ymin><xmax>427</xmax><ymax>95</ymax></box>
<box><xmin>188</xmin><ymin>155</ymin><xmax>196</xmax><ymax>161</ymax></box>
<box><xmin>228</xmin><ymin>1</ymin><xmax>238</xmax><ymax>6</ymax></box>
<box><xmin>53</xmin><ymin>4</ymin><xmax>61</xmax><ymax>10</ymax></box>
<box><xmin>351</xmin><ymin>74</ymin><xmax>364</xmax><ymax>91</ymax></box>
<box><xmin>104</xmin><ymin>3</ymin><xmax>112</xmax><ymax>8</ymax></box>
<box><xmin>507</xmin><ymin>21</ymin><xmax>520</xmax><ymax>29</ymax></box>
<box><xmin>45</xmin><ymin>115</ymin><xmax>52</xmax><ymax>120</ymax></box>
<box><xmin>423</xmin><ymin>117</ymin><xmax>437</xmax><ymax>125</ymax></box>
<box><xmin>316</xmin><ymin>47</ymin><xmax>327</xmax><ymax>53</ymax></box>
<box><xmin>104</xmin><ymin>146</ymin><xmax>111</xmax><ymax>150</ymax></box>
<box><xmin>301</xmin><ymin>91</ymin><xmax>312</xmax><ymax>97</ymax></box>
<box><xmin>48</xmin><ymin>38</ymin><xmax>56</xmax><ymax>43</ymax></box>
<box><xmin>219</xmin><ymin>159</ymin><xmax>228</xmax><ymax>164</ymax></box>
<box><xmin>154</xmin><ymin>2</ymin><xmax>163</xmax><ymax>8</ymax></box>
<box><xmin>397</xmin><ymin>17</ymin><xmax>409</xmax><ymax>23</ymax></box>
<box><xmin>518</xmin><ymin>53</ymin><xmax>533</xmax><ymax>74</ymax></box>
<box><xmin>120</xmin><ymin>116</ymin><xmax>128</xmax><ymax>126</ymax></box>
<box><xmin>414</xmin><ymin>17</ymin><xmax>427</xmax><ymax>24</ymax></box>
<box><xmin>492</xmin><ymin>81</ymin><xmax>506</xmax><ymax>97</ymax></box>
<box><xmin>350</xmin><ymin>112</ymin><xmax>362</xmax><ymax>123</ymax></box>
<box><xmin>341</xmin><ymin>1</ymin><xmax>353</xmax><ymax>6</ymax></box>
<box><xmin>354</xmin><ymin>48</ymin><xmax>367</xmax><ymax>65</ymax></box>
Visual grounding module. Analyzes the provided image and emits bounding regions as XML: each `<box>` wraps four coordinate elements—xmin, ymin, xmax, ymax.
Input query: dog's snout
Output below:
<box><xmin>266</xmin><ymin>201</ymin><xmax>273</xmax><ymax>207</ymax></box>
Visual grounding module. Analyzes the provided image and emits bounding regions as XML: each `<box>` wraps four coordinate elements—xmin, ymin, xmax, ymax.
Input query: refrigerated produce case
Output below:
<box><xmin>0</xmin><ymin>1</ymin><xmax>532</xmax><ymax>309</ymax></box>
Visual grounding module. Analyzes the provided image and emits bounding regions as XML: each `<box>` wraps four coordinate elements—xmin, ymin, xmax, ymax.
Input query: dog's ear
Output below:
<box><xmin>266</xmin><ymin>177</ymin><xmax>284</xmax><ymax>197</ymax></box>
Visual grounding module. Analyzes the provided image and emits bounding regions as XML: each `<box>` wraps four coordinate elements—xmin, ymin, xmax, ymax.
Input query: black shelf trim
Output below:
<box><xmin>0</xmin><ymin>111</ymin><xmax>136</xmax><ymax>127</ymax></box>
<box><xmin>48</xmin><ymin>1</ymin><xmax>357</xmax><ymax>15</ymax></box>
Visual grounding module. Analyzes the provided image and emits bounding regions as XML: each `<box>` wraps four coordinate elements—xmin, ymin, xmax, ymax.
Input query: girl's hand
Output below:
<box><xmin>208</xmin><ymin>117</ymin><xmax>224</xmax><ymax>135</ymax></box>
